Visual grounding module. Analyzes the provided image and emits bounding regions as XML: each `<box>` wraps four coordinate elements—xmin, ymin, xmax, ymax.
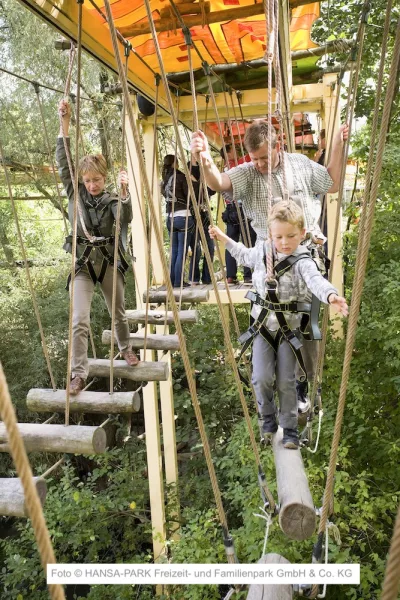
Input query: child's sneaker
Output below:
<box><xmin>261</xmin><ymin>414</ymin><xmax>278</xmax><ymax>435</ymax></box>
<box><xmin>296</xmin><ymin>380</ymin><xmax>311</xmax><ymax>415</ymax></box>
<box><xmin>282</xmin><ymin>428</ymin><xmax>299</xmax><ymax>449</ymax></box>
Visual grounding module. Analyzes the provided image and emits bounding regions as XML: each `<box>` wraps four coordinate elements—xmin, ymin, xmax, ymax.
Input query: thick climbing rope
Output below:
<box><xmin>0</xmin><ymin>134</ymin><xmax>57</xmax><ymax>391</ymax></box>
<box><xmin>105</xmin><ymin>0</ymin><xmax>273</xmax><ymax>562</ymax></box>
<box><xmin>109</xmin><ymin>47</ymin><xmax>130</xmax><ymax>394</ymax></box>
<box><xmin>143</xmin><ymin>75</ymin><xmax>161</xmax><ymax>356</ymax></box>
<box><xmin>0</xmin><ymin>363</ymin><xmax>65</xmax><ymax>600</ymax></box>
<box><xmin>311</xmin><ymin>0</ymin><xmax>392</xmax><ymax>419</ymax></box>
<box><xmin>64</xmin><ymin>0</ymin><xmax>84</xmax><ymax>424</ymax></box>
<box><xmin>381</xmin><ymin>504</ymin><xmax>400</xmax><ymax>600</ymax></box>
<box><xmin>183</xmin><ymin>36</ymin><xmax>276</xmax><ymax>509</ymax></box>
<box><xmin>307</xmin><ymin>14</ymin><xmax>400</xmax><ymax>597</ymax></box>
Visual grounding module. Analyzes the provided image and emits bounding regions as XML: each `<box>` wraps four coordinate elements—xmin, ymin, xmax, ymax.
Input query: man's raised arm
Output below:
<box><xmin>326</xmin><ymin>123</ymin><xmax>349</xmax><ymax>193</ymax></box>
<box><xmin>190</xmin><ymin>130</ymin><xmax>233</xmax><ymax>193</ymax></box>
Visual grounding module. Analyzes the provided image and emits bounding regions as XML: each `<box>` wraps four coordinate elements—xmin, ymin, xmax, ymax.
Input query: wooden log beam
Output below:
<box><xmin>160</xmin><ymin>2</ymin><xmax>210</xmax><ymax>18</ymax></box>
<box><xmin>102</xmin><ymin>330</ymin><xmax>180</xmax><ymax>351</ymax></box>
<box><xmin>144</xmin><ymin>288</ymin><xmax>209</xmax><ymax>304</ymax></box>
<box><xmin>0</xmin><ymin>477</ymin><xmax>47</xmax><ymax>517</ymax></box>
<box><xmin>0</xmin><ymin>423</ymin><xmax>106</xmax><ymax>455</ymax></box>
<box><xmin>27</xmin><ymin>389</ymin><xmax>140</xmax><ymax>414</ymax></box>
<box><xmin>87</xmin><ymin>358</ymin><xmax>169</xmax><ymax>381</ymax></box>
<box><xmin>247</xmin><ymin>554</ymin><xmax>293</xmax><ymax>599</ymax></box>
<box><xmin>126</xmin><ymin>309</ymin><xmax>198</xmax><ymax>325</ymax></box>
<box><xmin>120</xmin><ymin>3</ymin><xmax>266</xmax><ymax>37</ymax></box>
<box><xmin>272</xmin><ymin>428</ymin><xmax>316</xmax><ymax>541</ymax></box>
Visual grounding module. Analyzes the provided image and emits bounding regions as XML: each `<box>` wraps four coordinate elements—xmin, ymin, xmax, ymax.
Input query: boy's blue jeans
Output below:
<box><xmin>252</xmin><ymin>332</ymin><xmax>298</xmax><ymax>430</ymax></box>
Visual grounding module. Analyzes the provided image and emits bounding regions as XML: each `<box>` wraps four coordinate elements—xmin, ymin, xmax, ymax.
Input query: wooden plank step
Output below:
<box><xmin>102</xmin><ymin>330</ymin><xmax>180</xmax><ymax>351</ymax></box>
<box><xmin>272</xmin><ymin>428</ymin><xmax>316</xmax><ymax>541</ymax></box>
<box><xmin>247</xmin><ymin>554</ymin><xmax>293</xmax><ymax>599</ymax></box>
<box><xmin>0</xmin><ymin>423</ymin><xmax>106</xmax><ymax>455</ymax></box>
<box><xmin>143</xmin><ymin>288</ymin><xmax>209</xmax><ymax>303</ymax></box>
<box><xmin>88</xmin><ymin>358</ymin><xmax>168</xmax><ymax>381</ymax></box>
<box><xmin>0</xmin><ymin>477</ymin><xmax>47</xmax><ymax>517</ymax></box>
<box><xmin>125</xmin><ymin>309</ymin><xmax>198</xmax><ymax>325</ymax></box>
<box><xmin>27</xmin><ymin>389</ymin><xmax>140</xmax><ymax>414</ymax></box>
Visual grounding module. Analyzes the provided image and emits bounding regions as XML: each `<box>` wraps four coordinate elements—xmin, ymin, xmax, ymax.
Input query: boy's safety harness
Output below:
<box><xmin>237</xmin><ymin>252</ymin><xmax>322</xmax><ymax>383</ymax></box>
<box><xmin>65</xmin><ymin>196</ymin><xmax>129</xmax><ymax>290</ymax></box>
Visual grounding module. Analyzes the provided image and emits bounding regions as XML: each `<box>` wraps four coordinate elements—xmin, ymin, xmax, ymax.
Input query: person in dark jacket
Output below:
<box><xmin>161</xmin><ymin>154</ymin><xmax>194</xmax><ymax>287</ymax></box>
<box><xmin>57</xmin><ymin>99</ymin><xmax>138</xmax><ymax>396</ymax></box>
<box><xmin>187</xmin><ymin>160</ymin><xmax>215</xmax><ymax>285</ymax></box>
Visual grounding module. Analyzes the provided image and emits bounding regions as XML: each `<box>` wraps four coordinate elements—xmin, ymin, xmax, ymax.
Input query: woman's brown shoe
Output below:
<box><xmin>121</xmin><ymin>349</ymin><xmax>139</xmax><ymax>366</ymax></box>
<box><xmin>70</xmin><ymin>376</ymin><xmax>86</xmax><ymax>395</ymax></box>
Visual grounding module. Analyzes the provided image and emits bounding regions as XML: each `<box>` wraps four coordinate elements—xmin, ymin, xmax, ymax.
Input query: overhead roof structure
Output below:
<box><xmin>18</xmin><ymin>0</ymin><xmax>325</xmax><ymax>109</ymax></box>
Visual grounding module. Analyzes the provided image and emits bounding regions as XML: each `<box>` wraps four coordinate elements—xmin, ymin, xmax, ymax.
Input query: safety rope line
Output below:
<box><xmin>0</xmin><ymin>364</ymin><xmax>65</xmax><ymax>600</ymax></box>
<box><xmin>308</xmin><ymin>14</ymin><xmax>400</xmax><ymax>597</ymax></box>
<box><xmin>185</xmin><ymin>40</ymin><xmax>276</xmax><ymax>511</ymax></box>
<box><xmin>105</xmin><ymin>0</ymin><xmax>272</xmax><ymax>561</ymax></box>
<box><xmin>109</xmin><ymin>47</ymin><xmax>130</xmax><ymax>396</ymax></box>
<box><xmin>59</xmin><ymin>42</ymin><xmax>97</xmax><ymax>245</ymax></box>
<box><xmin>143</xmin><ymin>75</ymin><xmax>161</xmax><ymax>357</ymax></box>
<box><xmin>220</xmin><ymin>83</ymin><xmax>253</xmax><ymax>248</ymax></box>
<box><xmin>32</xmin><ymin>84</ymin><xmax>69</xmax><ymax>234</ymax></box>
<box><xmin>263</xmin><ymin>0</ymin><xmax>275</xmax><ymax>283</ymax></box>
<box><xmin>104</xmin><ymin>0</ymin><xmax>236</xmax><ymax>553</ymax></box>
<box><xmin>163</xmin><ymin>91</ymin><xmax>181</xmax><ymax>332</ymax></box>
<box><xmin>0</xmin><ymin>134</ymin><xmax>57</xmax><ymax>391</ymax></box>
<box><xmin>309</xmin><ymin>2</ymin><xmax>372</xmax><ymax>415</ymax></box>
<box><xmin>65</xmin><ymin>0</ymin><xmax>85</xmax><ymax>425</ymax></box>
<box><xmin>381</xmin><ymin>504</ymin><xmax>400</xmax><ymax>600</ymax></box>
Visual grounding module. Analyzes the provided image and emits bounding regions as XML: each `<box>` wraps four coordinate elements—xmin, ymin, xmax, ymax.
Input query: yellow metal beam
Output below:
<box><xmin>17</xmin><ymin>0</ymin><xmax>167</xmax><ymax>110</ymax></box>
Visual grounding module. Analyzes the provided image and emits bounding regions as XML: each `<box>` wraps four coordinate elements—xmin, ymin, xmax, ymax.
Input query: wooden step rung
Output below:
<box><xmin>27</xmin><ymin>389</ymin><xmax>140</xmax><ymax>414</ymax></box>
<box><xmin>126</xmin><ymin>309</ymin><xmax>198</xmax><ymax>325</ymax></box>
<box><xmin>272</xmin><ymin>427</ymin><xmax>316</xmax><ymax>541</ymax></box>
<box><xmin>88</xmin><ymin>358</ymin><xmax>169</xmax><ymax>381</ymax></box>
<box><xmin>247</xmin><ymin>554</ymin><xmax>293</xmax><ymax>599</ymax></box>
<box><xmin>0</xmin><ymin>423</ymin><xmax>106</xmax><ymax>455</ymax></box>
<box><xmin>102</xmin><ymin>331</ymin><xmax>180</xmax><ymax>351</ymax></box>
<box><xmin>0</xmin><ymin>477</ymin><xmax>47</xmax><ymax>517</ymax></box>
<box><xmin>143</xmin><ymin>288</ymin><xmax>209</xmax><ymax>304</ymax></box>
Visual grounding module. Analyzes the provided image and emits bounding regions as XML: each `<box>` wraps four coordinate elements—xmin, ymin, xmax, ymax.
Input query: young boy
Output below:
<box><xmin>57</xmin><ymin>99</ymin><xmax>138</xmax><ymax>396</ymax></box>
<box><xmin>209</xmin><ymin>200</ymin><xmax>348</xmax><ymax>448</ymax></box>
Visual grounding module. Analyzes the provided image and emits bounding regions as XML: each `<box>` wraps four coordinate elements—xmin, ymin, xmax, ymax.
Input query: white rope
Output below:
<box><xmin>253</xmin><ymin>505</ymin><xmax>273</xmax><ymax>557</ymax></box>
<box><xmin>305</xmin><ymin>409</ymin><xmax>324</xmax><ymax>454</ymax></box>
<box><xmin>317</xmin><ymin>520</ymin><xmax>341</xmax><ymax>598</ymax></box>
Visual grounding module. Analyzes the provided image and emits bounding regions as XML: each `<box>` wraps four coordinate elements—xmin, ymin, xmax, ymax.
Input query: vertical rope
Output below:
<box><xmin>0</xmin><ymin>134</ymin><xmax>57</xmax><ymax>391</ymax></box>
<box><xmin>65</xmin><ymin>0</ymin><xmax>84</xmax><ymax>424</ymax></box>
<box><xmin>381</xmin><ymin>504</ymin><xmax>400</xmax><ymax>600</ymax></box>
<box><xmin>0</xmin><ymin>363</ymin><xmax>65</xmax><ymax>600</ymax></box>
<box><xmin>33</xmin><ymin>85</ymin><xmax>69</xmax><ymax>234</ymax></box>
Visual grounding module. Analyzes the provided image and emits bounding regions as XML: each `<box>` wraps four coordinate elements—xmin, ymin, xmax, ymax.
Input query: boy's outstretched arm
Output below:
<box><xmin>209</xmin><ymin>225</ymin><xmax>258</xmax><ymax>269</ymax></box>
<box><xmin>328</xmin><ymin>293</ymin><xmax>349</xmax><ymax>317</ymax></box>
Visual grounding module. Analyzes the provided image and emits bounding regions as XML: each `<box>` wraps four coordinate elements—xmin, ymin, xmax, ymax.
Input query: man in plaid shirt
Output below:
<box><xmin>190</xmin><ymin>119</ymin><xmax>349</xmax><ymax>416</ymax></box>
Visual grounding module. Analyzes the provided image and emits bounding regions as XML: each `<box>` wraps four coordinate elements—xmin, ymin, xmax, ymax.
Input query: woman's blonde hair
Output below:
<box><xmin>78</xmin><ymin>154</ymin><xmax>108</xmax><ymax>179</ymax></box>
<box><xmin>268</xmin><ymin>200</ymin><xmax>305</xmax><ymax>230</ymax></box>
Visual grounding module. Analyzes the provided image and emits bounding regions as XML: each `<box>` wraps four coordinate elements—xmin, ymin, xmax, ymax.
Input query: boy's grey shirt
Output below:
<box><xmin>226</xmin><ymin>239</ymin><xmax>337</xmax><ymax>330</ymax></box>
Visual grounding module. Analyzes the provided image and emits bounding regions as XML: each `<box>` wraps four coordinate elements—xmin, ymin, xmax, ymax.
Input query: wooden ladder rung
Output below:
<box><xmin>102</xmin><ymin>331</ymin><xmax>180</xmax><ymax>351</ymax></box>
<box><xmin>143</xmin><ymin>288</ymin><xmax>209</xmax><ymax>304</ymax></box>
<box><xmin>27</xmin><ymin>389</ymin><xmax>140</xmax><ymax>414</ymax></box>
<box><xmin>0</xmin><ymin>423</ymin><xmax>106</xmax><ymax>455</ymax></box>
<box><xmin>0</xmin><ymin>477</ymin><xmax>47</xmax><ymax>517</ymax></box>
<box><xmin>125</xmin><ymin>309</ymin><xmax>198</xmax><ymax>325</ymax></box>
<box><xmin>88</xmin><ymin>358</ymin><xmax>169</xmax><ymax>381</ymax></box>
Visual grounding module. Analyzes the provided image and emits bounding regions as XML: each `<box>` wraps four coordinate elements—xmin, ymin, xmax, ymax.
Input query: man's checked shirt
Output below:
<box><xmin>227</xmin><ymin>152</ymin><xmax>333</xmax><ymax>240</ymax></box>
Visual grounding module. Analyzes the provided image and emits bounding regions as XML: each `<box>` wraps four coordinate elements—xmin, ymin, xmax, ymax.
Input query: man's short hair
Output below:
<box><xmin>78</xmin><ymin>154</ymin><xmax>108</xmax><ymax>179</ymax></box>
<box><xmin>268</xmin><ymin>200</ymin><xmax>305</xmax><ymax>230</ymax></box>
<box><xmin>244</xmin><ymin>119</ymin><xmax>277</xmax><ymax>152</ymax></box>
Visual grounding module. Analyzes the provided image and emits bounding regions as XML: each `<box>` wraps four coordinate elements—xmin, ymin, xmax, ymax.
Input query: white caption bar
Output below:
<box><xmin>48</xmin><ymin>564</ymin><xmax>360</xmax><ymax>585</ymax></box>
